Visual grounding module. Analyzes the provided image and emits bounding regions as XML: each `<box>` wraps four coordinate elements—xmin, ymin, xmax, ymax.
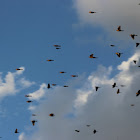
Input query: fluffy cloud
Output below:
<box><xmin>73</xmin><ymin>0</ymin><xmax>140</xmax><ymax>41</ymax></box>
<box><xmin>0</xmin><ymin>67</ymin><xmax>35</xmax><ymax>99</ymax></box>
<box><xmin>20</xmin><ymin>50</ymin><xmax>140</xmax><ymax>140</ymax></box>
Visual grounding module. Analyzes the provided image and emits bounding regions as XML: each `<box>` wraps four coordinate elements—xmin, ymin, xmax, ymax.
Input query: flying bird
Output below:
<box><xmin>93</xmin><ymin>129</ymin><xmax>97</xmax><ymax>134</ymax></box>
<box><xmin>71</xmin><ymin>75</ymin><xmax>78</xmax><ymax>77</ymax></box>
<box><xmin>136</xmin><ymin>43</ymin><xmax>140</xmax><ymax>47</ymax></box>
<box><xmin>49</xmin><ymin>113</ymin><xmax>55</xmax><ymax>117</ymax></box>
<box><xmin>131</xmin><ymin>104</ymin><xmax>135</xmax><ymax>106</ymax></box>
<box><xmin>16</xmin><ymin>68</ymin><xmax>23</xmax><ymax>70</ymax></box>
<box><xmin>89</xmin><ymin>54</ymin><xmax>97</xmax><ymax>58</ymax></box>
<box><xmin>130</xmin><ymin>34</ymin><xmax>138</xmax><ymax>40</ymax></box>
<box><xmin>86</xmin><ymin>125</ymin><xmax>91</xmax><ymax>127</ymax></box>
<box><xmin>133</xmin><ymin>60</ymin><xmax>137</xmax><ymax>64</ymax></box>
<box><xmin>116</xmin><ymin>52</ymin><xmax>123</xmax><ymax>57</ymax></box>
<box><xmin>25</xmin><ymin>95</ymin><xmax>32</xmax><ymax>97</ymax></box>
<box><xmin>15</xmin><ymin>129</ymin><xmax>19</xmax><ymax>133</ymax></box>
<box><xmin>52</xmin><ymin>84</ymin><xmax>57</xmax><ymax>86</ymax></box>
<box><xmin>63</xmin><ymin>85</ymin><xmax>69</xmax><ymax>87</ymax></box>
<box><xmin>95</xmin><ymin>86</ymin><xmax>100</xmax><ymax>91</ymax></box>
<box><xmin>136</xmin><ymin>90</ymin><xmax>140</xmax><ymax>97</ymax></box>
<box><xmin>117</xmin><ymin>89</ymin><xmax>121</xmax><ymax>94</ymax></box>
<box><xmin>31</xmin><ymin>120</ymin><xmax>37</xmax><ymax>126</ymax></box>
<box><xmin>116</xmin><ymin>26</ymin><xmax>123</xmax><ymax>31</ymax></box>
<box><xmin>54</xmin><ymin>45</ymin><xmax>61</xmax><ymax>47</ymax></box>
<box><xmin>60</xmin><ymin>71</ymin><xmax>66</xmax><ymax>73</ymax></box>
<box><xmin>26</xmin><ymin>100</ymin><xmax>33</xmax><ymax>103</ymax></box>
<box><xmin>47</xmin><ymin>59</ymin><xmax>54</xmax><ymax>61</ymax></box>
<box><xmin>89</xmin><ymin>11</ymin><xmax>96</xmax><ymax>13</ymax></box>
<box><xmin>110</xmin><ymin>45</ymin><xmax>115</xmax><ymax>47</ymax></box>
<box><xmin>112</xmin><ymin>83</ymin><xmax>117</xmax><ymax>88</ymax></box>
<box><xmin>75</xmin><ymin>130</ymin><xmax>80</xmax><ymax>132</ymax></box>
<box><xmin>120</xmin><ymin>85</ymin><xmax>125</xmax><ymax>87</ymax></box>
<box><xmin>56</xmin><ymin>47</ymin><xmax>61</xmax><ymax>49</ymax></box>
<box><xmin>47</xmin><ymin>83</ymin><xmax>51</xmax><ymax>89</ymax></box>
<box><xmin>32</xmin><ymin>114</ymin><xmax>37</xmax><ymax>116</ymax></box>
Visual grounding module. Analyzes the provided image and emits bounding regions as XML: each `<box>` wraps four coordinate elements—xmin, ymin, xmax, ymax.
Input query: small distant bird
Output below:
<box><xmin>93</xmin><ymin>129</ymin><xmax>97</xmax><ymax>134</ymax></box>
<box><xmin>89</xmin><ymin>11</ymin><xmax>96</xmax><ymax>13</ymax></box>
<box><xmin>136</xmin><ymin>90</ymin><xmax>140</xmax><ymax>97</ymax></box>
<box><xmin>133</xmin><ymin>60</ymin><xmax>137</xmax><ymax>64</ymax></box>
<box><xmin>31</xmin><ymin>120</ymin><xmax>37</xmax><ymax>126</ymax></box>
<box><xmin>95</xmin><ymin>86</ymin><xmax>100</xmax><ymax>91</ymax></box>
<box><xmin>16</xmin><ymin>68</ymin><xmax>23</xmax><ymax>70</ymax></box>
<box><xmin>130</xmin><ymin>34</ymin><xmax>138</xmax><ymax>40</ymax></box>
<box><xmin>110</xmin><ymin>45</ymin><xmax>115</xmax><ymax>47</ymax></box>
<box><xmin>71</xmin><ymin>75</ymin><xmax>78</xmax><ymax>77</ymax></box>
<box><xmin>138</xmin><ymin>66</ymin><xmax>140</xmax><ymax>67</ymax></box>
<box><xmin>32</xmin><ymin>114</ymin><xmax>37</xmax><ymax>116</ymax></box>
<box><xmin>120</xmin><ymin>85</ymin><xmax>125</xmax><ymax>87</ymax></box>
<box><xmin>112</xmin><ymin>83</ymin><xmax>117</xmax><ymax>88</ymax></box>
<box><xmin>117</xmin><ymin>89</ymin><xmax>121</xmax><ymax>94</ymax></box>
<box><xmin>56</xmin><ymin>47</ymin><xmax>61</xmax><ymax>49</ymax></box>
<box><xmin>52</xmin><ymin>84</ymin><xmax>57</xmax><ymax>86</ymax></box>
<box><xmin>25</xmin><ymin>95</ymin><xmax>32</xmax><ymax>97</ymax></box>
<box><xmin>60</xmin><ymin>71</ymin><xmax>66</xmax><ymax>73</ymax></box>
<box><xmin>131</xmin><ymin>104</ymin><xmax>135</xmax><ymax>106</ymax></box>
<box><xmin>136</xmin><ymin>43</ymin><xmax>140</xmax><ymax>47</ymax></box>
<box><xmin>89</xmin><ymin>54</ymin><xmax>97</xmax><ymax>58</ymax></box>
<box><xmin>26</xmin><ymin>100</ymin><xmax>33</xmax><ymax>103</ymax></box>
<box><xmin>116</xmin><ymin>26</ymin><xmax>123</xmax><ymax>31</ymax></box>
<box><xmin>54</xmin><ymin>45</ymin><xmax>61</xmax><ymax>47</ymax></box>
<box><xmin>49</xmin><ymin>113</ymin><xmax>55</xmax><ymax>117</ymax></box>
<box><xmin>15</xmin><ymin>129</ymin><xmax>19</xmax><ymax>133</ymax></box>
<box><xmin>63</xmin><ymin>85</ymin><xmax>69</xmax><ymax>87</ymax></box>
<box><xmin>116</xmin><ymin>52</ymin><xmax>123</xmax><ymax>57</ymax></box>
<box><xmin>75</xmin><ymin>130</ymin><xmax>80</xmax><ymax>132</ymax></box>
<box><xmin>47</xmin><ymin>59</ymin><xmax>54</xmax><ymax>61</ymax></box>
<box><xmin>47</xmin><ymin>83</ymin><xmax>51</xmax><ymax>89</ymax></box>
<box><xmin>86</xmin><ymin>125</ymin><xmax>90</xmax><ymax>127</ymax></box>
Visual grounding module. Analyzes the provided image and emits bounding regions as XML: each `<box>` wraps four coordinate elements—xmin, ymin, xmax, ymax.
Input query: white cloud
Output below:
<box><xmin>19</xmin><ymin>133</ymin><xmax>26</xmax><ymax>140</ymax></box>
<box><xmin>19</xmin><ymin>78</ymin><xmax>35</xmax><ymax>88</ymax></box>
<box><xmin>21</xmin><ymin>50</ymin><xmax>140</xmax><ymax>140</ymax></box>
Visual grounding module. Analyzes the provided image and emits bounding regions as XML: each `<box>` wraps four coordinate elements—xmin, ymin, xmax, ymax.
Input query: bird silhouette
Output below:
<box><xmin>112</xmin><ymin>83</ymin><xmax>117</xmax><ymax>88</ymax></box>
<box><xmin>49</xmin><ymin>113</ymin><xmax>55</xmax><ymax>117</ymax></box>
<box><xmin>60</xmin><ymin>71</ymin><xmax>66</xmax><ymax>73</ymax></box>
<box><xmin>25</xmin><ymin>95</ymin><xmax>32</xmax><ymax>97</ymax></box>
<box><xmin>16</xmin><ymin>68</ymin><xmax>23</xmax><ymax>70</ymax></box>
<box><xmin>130</xmin><ymin>34</ymin><xmax>138</xmax><ymax>40</ymax></box>
<box><xmin>116</xmin><ymin>26</ymin><xmax>123</xmax><ymax>31</ymax></box>
<box><xmin>136</xmin><ymin>43</ymin><xmax>140</xmax><ymax>47</ymax></box>
<box><xmin>93</xmin><ymin>129</ymin><xmax>97</xmax><ymax>134</ymax></box>
<box><xmin>117</xmin><ymin>89</ymin><xmax>121</xmax><ymax>94</ymax></box>
<box><xmin>116</xmin><ymin>52</ymin><xmax>123</xmax><ymax>57</ymax></box>
<box><xmin>47</xmin><ymin>83</ymin><xmax>51</xmax><ymax>89</ymax></box>
<box><xmin>63</xmin><ymin>85</ymin><xmax>69</xmax><ymax>87</ymax></box>
<box><xmin>54</xmin><ymin>45</ymin><xmax>61</xmax><ymax>47</ymax></box>
<box><xmin>71</xmin><ymin>75</ymin><xmax>78</xmax><ymax>77</ymax></box>
<box><xmin>136</xmin><ymin>90</ymin><xmax>140</xmax><ymax>97</ymax></box>
<box><xmin>31</xmin><ymin>120</ymin><xmax>37</xmax><ymax>126</ymax></box>
<box><xmin>89</xmin><ymin>11</ymin><xmax>96</xmax><ymax>13</ymax></box>
<box><xmin>89</xmin><ymin>54</ymin><xmax>97</xmax><ymax>58</ymax></box>
<box><xmin>47</xmin><ymin>59</ymin><xmax>54</xmax><ymax>61</ymax></box>
<box><xmin>26</xmin><ymin>100</ymin><xmax>33</xmax><ymax>103</ymax></box>
<box><xmin>15</xmin><ymin>129</ymin><xmax>19</xmax><ymax>133</ymax></box>
<box><xmin>95</xmin><ymin>86</ymin><xmax>100</xmax><ymax>91</ymax></box>
<box><xmin>75</xmin><ymin>130</ymin><xmax>80</xmax><ymax>132</ymax></box>
<box><xmin>133</xmin><ymin>60</ymin><xmax>137</xmax><ymax>64</ymax></box>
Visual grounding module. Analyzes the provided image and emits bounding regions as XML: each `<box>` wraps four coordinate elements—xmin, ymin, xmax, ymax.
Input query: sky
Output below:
<box><xmin>0</xmin><ymin>0</ymin><xmax>140</xmax><ymax>140</ymax></box>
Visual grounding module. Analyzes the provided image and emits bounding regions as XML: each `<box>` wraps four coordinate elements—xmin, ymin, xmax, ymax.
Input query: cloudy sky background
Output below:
<box><xmin>0</xmin><ymin>0</ymin><xmax>139</xmax><ymax>140</ymax></box>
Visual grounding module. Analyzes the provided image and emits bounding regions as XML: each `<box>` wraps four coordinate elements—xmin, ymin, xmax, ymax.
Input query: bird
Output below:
<box><xmin>31</xmin><ymin>120</ymin><xmax>37</xmax><ymax>126</ymax></box>
<box><xmin>133</xmin><ymin>60</ymin><xmax>137</xmax><ymax>64</ymax></box>
<box><xmin>47</xmin><ymin>83</ymin><xmax>51</xmax><ymax>89</ymax></box>
<box><xmin>54</xmin><ymin>45</ymin><xmax>61</xmax><ymax>47</ymax></box>
<box><xmin>130</xmin><ymin>34</ymin><xmax>138</xmax><ymax>40</ymax></box>
<box><xmin>71</xmin><ymin>75</ymin><xmax>78</xmax><ymax>77</ymax></box>
<box><xmin>95</xmin><ymin>86</ymin><xmax>100</xmax><ymax>91</ymax></box>
<box><xmin>116</xmin><ymin>52</ymin><xmax>123</xmax><ymax>57</ymax></box>
<box><xmin>136</xmin><ymin>43</ymin><xmax>140</xmax><ymax>47</ymax></box>
<box><xmin>117</xmin><ymin>89</ymin><xmax>121</xmax><ymax>94</ymax></box>
<box><xmin>49</xmin><ymin>113</ymin><xmax>55</xmax><ymax>117</ymax></box>
<box><xmin>75</xmin><ymin>130</ymin><xmax>80</xmax><ymax>132</ymax></box>
<box><xmin>63</xmin><ymin>85</ymin><xmax>69</xmax><ymax>87</ymax></box>
<box><xmin>116</xmin><ymin>26</ymin><xmax>123</xmax><ymax>31</ymax></box>
<box><xmin>120</xmin><ymin>85</ymin><xmax>125</xmax><ymax>87</ymax></box>
<box><xmin>86</xmin><ymin>125</ymin><xmax>90</xmax><ymax>127</ymax></box>
<box><xmin>89</xmin><ymin>54</ymin><xmax>97</xmax><ymax>58</ymax></box>
<box><xmin>89</xmin><ymin>11</ymin><xmax>96</xmax><ymax>13</ymax></box>
<box><xmin>52</xmin><ymin>84</ymin><xmax>57</xmax><ymax>86</ymax></box>
<box><xmin>26</xmin><ymin>100</ymin><xmax>33</xmax><ymax>103</ymax></box>
<box><xmin>47</xmin><ymin>59</ymin><xmax>54</xmax><ymax>61</ymax></box>
<box><xmin>60</xmin><ymin>71</ymin><xmax>66</xmax><ymax>73</ymax></box>
<box><xmin>136</xmin><ymin>90</ymin><xmax>140</xmax><ymax>97</ymax></box>
<box><xmin>138</xmin><ymin>66</ymin><xmax>140</xmax><ymax>67</ymax></box>
<box><xmin>32</xmin><ymin>114</ymin><xmax>37</xmax><ymax>116</ymax></box>
<box><xmin>131</xmin><ymin>104</ymin><xmax>135</xmax><ymax>106</ymax></box>
<box><xmin>110</xmin><ymin>45</ymin><xmax>115</xmax><ymax>47</ymax></box>
<box><xmin>93</xmin><ymin>129</ymin><xmax>97</xmax><ymax>134</ymax></box>
<box><xmin>15</xmin><ymin>129</ymin><xmax>19</xmax><ymax>133</ymax></box>
<box><xmin>112</xmin><ymin>83</ymin><xmax>117</xmax><ymax>88</ymax></box>
<box><xmin>16</xmin><ymin>68</ymin><xmax>23</xmax><ymax>70</ymax></box>
<box><xmin>25</xmin><ymin>95</ymin><xmax>32</xmax><ymax>97</ymax></box>
<box><xmin>56</xmin><ymin>47</ymin><xmax>61</xmax><ymax>49</ymax></box>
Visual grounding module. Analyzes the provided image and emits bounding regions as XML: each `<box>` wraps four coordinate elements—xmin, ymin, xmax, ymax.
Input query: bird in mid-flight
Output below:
<box><xmin>116</xmin><ymin>52</ymin><xmax>123</xmax><ymax>57</ymax></box>
<box><xmin>89</xmin><ymin>11</ymin><xmax>96</xmax><ymax>13</ymax></box>
<box><xmin>116</xmin><ymin>26</ymin><xmax>123</xmax><ymax>31</ymax></box>
<box><xmin>136</xmin><ymin>43</ymin><xmax>140</xmax><ymax>47</ymax></box>
<box><xmin>130</xmin><ymin>34</ymin><xmax>138</xmax><ymax>40</ymax></box>
<box><xmin>31</xmin><ymin>120</ymin><xmax>37</xmax><ymax>126</ymax></box>
<box><xmin>136</xmin><ymin>90</ymin><xmax>140</xmax><ymax>97</ymax></box>
<box><xmin>15</xmin><ymin>129</ymin><xmax>19</xmax><ymax>133</ymax></box>
<box><xmin>112</xmin><ymin>83</ymin><xmax>117</xmax><ymax>88</ymax></box>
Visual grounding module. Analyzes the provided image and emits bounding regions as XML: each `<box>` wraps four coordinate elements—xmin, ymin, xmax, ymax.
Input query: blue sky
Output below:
<box><xmin>0</xmin><ymin>0</ymin><xmax>140</xmax><ymax>140</ymax></box>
